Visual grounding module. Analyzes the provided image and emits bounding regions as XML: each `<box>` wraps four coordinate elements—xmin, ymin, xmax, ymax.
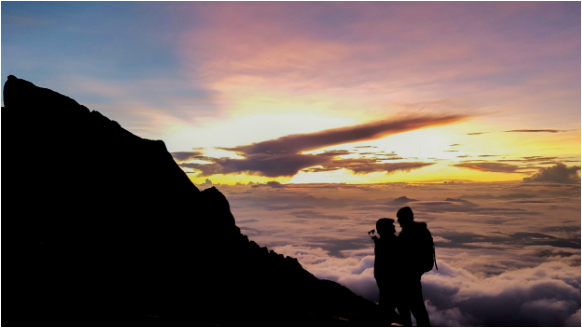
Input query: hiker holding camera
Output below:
<box><xmin>371</xmin><ymin>207</ymin><xmax>436</xmax><ymax>327</ymax></box>
<box><xmin>370</xmin><ymin>218</ymin><xmax>404</xmax><ymax>325</ymax></box>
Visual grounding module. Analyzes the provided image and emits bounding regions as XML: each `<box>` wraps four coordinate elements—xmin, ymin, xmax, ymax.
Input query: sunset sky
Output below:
<box><xmin>2</xmin><ymin>2</ymin><xmax>580</xmax><ymax>326</ymax></box>
<box><xmin>2</xmin><ymin>2</ymin><xmax>580</xmax><ymax>185</ymax></box>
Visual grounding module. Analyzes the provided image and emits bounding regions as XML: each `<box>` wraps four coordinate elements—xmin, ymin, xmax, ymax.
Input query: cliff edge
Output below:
<box><xmin>2</xmin><ymin>76</ymin><xmax>379</xmax><ymax>326</ymax></box>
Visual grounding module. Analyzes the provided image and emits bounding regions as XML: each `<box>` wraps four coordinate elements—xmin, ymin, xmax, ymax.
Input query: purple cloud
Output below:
<box><xmin>223</xmin><ymin>114</ymin><xmax>467</xmax><ymax>155</ymax></box>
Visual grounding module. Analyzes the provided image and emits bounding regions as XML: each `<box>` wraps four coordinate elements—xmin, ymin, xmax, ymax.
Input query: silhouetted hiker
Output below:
<box><xmin>371</xmin><ymin>218</ymin><xmax>403</xmax><ymax>325</ymax></box>
<box><xmin>397</xmin><ymin>207</ymin><xmax>434</xmax><ymax>327</ymax></box>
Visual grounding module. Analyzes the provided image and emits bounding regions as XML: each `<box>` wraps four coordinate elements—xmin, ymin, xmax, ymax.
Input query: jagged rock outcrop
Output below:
<box><xmin>2</xmin><ymin>76</ymin><xmax>379</xmax><ymax>326</ymax></box>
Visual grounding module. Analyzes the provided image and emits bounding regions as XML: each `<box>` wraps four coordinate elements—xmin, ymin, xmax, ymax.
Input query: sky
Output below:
<box><xmin>2</xmin><ymin>1</ymin><xmax>580</xmax><ymax>185</ymax></box>
<box><xmin>2</xmin><ymin>2</ymin><xmax>581</xmax><ymax>326</ymax></box>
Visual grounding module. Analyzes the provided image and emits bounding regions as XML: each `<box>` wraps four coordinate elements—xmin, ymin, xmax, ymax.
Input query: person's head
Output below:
<box><xmin>376</xmin><ymin>218</ymin><xmax>395</xmax><ymax>237</ymax></box>
<box><xmin>396</xmin><ymin>206</ymin><xmax>414</xmax><ymax>228</ymax></box>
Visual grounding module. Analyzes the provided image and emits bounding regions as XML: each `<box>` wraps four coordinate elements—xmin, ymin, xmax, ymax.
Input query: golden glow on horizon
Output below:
<box><xmin>189</xmin><ymin>163</ymin><xmax>536</xmax><ymax>186</ymax></box>
<box><xmin>188</xmin><ymin>173</ymin><xmax>291</xmax><ymax>186</ymax></box>
<box><xmin>181</xmin><ymin>126</ymin><xmax>581</xmax><ymax>186</ymax></box>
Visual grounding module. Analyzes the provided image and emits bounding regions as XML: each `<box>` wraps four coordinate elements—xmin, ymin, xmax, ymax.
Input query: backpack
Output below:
<box><xmin>416</xmin><ymin>222</ymin><xmax>438</xmax><ymax>274</ymax></box>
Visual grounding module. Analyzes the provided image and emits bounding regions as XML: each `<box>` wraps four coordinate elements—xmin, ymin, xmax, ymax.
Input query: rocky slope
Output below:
<box><xmin>2</xmin><ymin>75</ymin><xmax>380</xmax><ymax>326</ymax></box>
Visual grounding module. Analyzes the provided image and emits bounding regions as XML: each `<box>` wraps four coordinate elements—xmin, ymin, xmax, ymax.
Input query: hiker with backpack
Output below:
<box><xmin>396</xmin><ymin>206</ymin><xmax>435</xmax><ymax>327</ymax></box>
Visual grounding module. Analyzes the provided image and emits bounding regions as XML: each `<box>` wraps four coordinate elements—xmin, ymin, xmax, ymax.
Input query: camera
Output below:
<box><xmin>368</xmin><ymin>229</ymin><xmax>378</xmax><ymax>241</ymax></box>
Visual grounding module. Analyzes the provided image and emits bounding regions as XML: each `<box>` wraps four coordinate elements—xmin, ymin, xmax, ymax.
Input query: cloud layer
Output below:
<box><xmin>212</xmin><ymin>181</ymin><xmax>581</xmax><ymax>326</ymax></box>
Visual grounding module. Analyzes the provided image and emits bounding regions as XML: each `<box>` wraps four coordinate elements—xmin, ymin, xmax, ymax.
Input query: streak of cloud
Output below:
<box><xmin>223</xmin><ymin>114</ymin><xmax>468</xmax><ymax>155</ymax></box>
<box><xmin>498</xmin><ymin>156</ymin><xmax>561</xmax><ymax>163</ymax></box>
<box><xmin>183</xmin><ymin>153</ymin><xmax>435</xmax><ymax>177</ymax></box>
<box><xmin>452</xmin><ymin>162</ymin><xmax>522</xmax><ymax>173</ymax></box>
<box><xmin>181</xmin><ymin>153</ymin><xmax>330</xmax><ymax>177</ymax></box>
<box><xmin>330</xmin><ymin>159</ymin><xmax>435</xmax><ymax>175</ymax></box>
<box><xmin>290</xmin><ymin>210</ymin><xmax>349</xmax><ymax>220</ymax></box>
<box><xmin>171</xmin><ymin>151</ymin><xmax>205</xmax><ymax>162</ymax></box>
<box><xmin>302</xmin><ymin>160</ymin><xmax>435</xmax><ymax>175</ymax></box>
<box><xmin>504</xmin><ymin>129</ymin><xmax>568</xmax><ymax>133</ymax></box>
<box><xmin>469</xmin><ymin>129</ymin><xmax>570</xmax><ymax>136</ymax></box>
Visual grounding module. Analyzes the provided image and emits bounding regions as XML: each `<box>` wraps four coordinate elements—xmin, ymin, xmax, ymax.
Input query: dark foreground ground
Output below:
<box><xmin>2</xmin><ymin>75</ymin><xmax>396</xmax><ymax>327</ymax></box>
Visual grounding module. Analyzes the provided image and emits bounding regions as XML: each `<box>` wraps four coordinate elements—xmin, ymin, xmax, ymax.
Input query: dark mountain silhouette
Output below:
<box><xmin>444</xmin><ymin>198</ymin><xmax>478</xmax><ymax>207</ymax></box>
<box><xmin>2</xmin><ymin>76</ymin><xmax>381</xmax><ymax>326</ymax></box>
<box><xmin>390</xmin><ymin>196</ymin><xmax>418</xmax><ymax>205</ymax></box>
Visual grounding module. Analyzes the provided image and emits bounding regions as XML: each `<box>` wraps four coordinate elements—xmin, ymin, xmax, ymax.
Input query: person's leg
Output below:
<box><xmin>397</xmin><ymin>299</ymin><xmax>412</xmax><ymax>326</ymax></box>
<box><xmin>377</xmin><ymin>278</ymin><xmax>398</xmax><ymax>325</ymax></box>
<box><xmin>409</xmin><ymin>279</ymin><xmax>430</xmax><ymax>327</ymax></box>
<box><xmin>395</xmin><ymin>281</ymin><xmax>412</xmax><ymax>327</ymax></box>
<box><xmin>385</xmin><ymin>287</ymin><xmax>400</xmax><ymax>324</ymax></box>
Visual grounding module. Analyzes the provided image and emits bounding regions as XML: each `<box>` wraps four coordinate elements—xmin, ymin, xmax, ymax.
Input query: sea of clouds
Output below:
<box><xmin>207</xmin><ymin>180</ymin><xmax>580</xmax><ymax>326</ymax></box>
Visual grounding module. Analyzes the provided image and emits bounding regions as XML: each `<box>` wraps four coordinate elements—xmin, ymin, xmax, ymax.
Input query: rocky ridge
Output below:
<box><xmin>2</xmin><ymin>76</ymin><xmax>380</xmax><ymax>326</ymax></box>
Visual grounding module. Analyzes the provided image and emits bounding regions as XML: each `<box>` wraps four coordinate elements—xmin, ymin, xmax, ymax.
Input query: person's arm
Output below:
<box><xmin>373</xmin><ymin>235</ymin><xmax>380</xmax><ymax>277</ymax></box>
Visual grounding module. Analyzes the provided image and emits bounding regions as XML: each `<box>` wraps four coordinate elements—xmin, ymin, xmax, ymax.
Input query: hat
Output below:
<box><xmin>376</xmin><ymin>218</ymin><xmax>395</xmax><ymax>231</ymax></box>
